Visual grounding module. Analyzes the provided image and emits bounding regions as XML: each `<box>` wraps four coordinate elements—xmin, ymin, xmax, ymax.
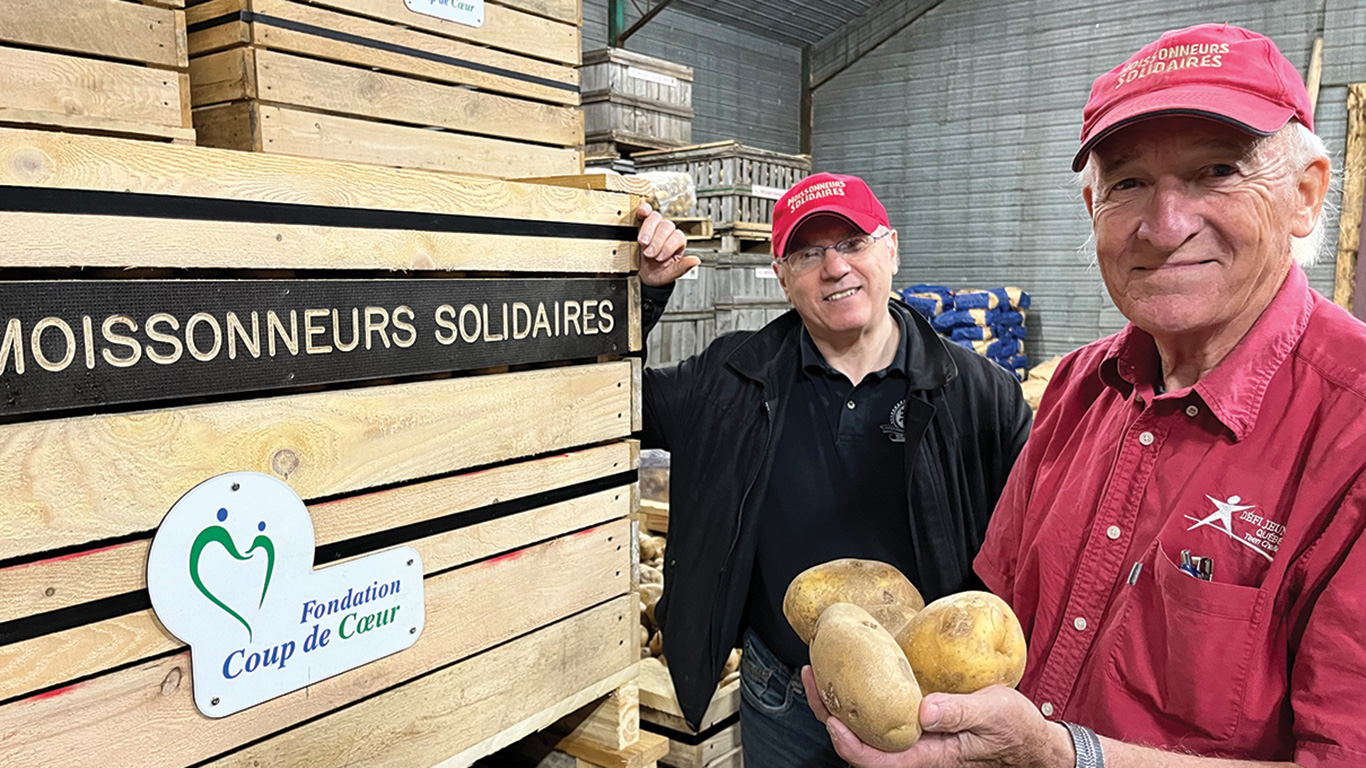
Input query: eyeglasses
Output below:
<box><xmin>777</xmin><ymin>229</ymin><xmax>893</xmax><ymax>275</ymax></box>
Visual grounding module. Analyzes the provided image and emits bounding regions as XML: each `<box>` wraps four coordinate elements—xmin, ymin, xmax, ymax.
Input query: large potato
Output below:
<box><xmin>895</xmin><ymin>591</ymin><xmax>1026</xmax><ymax>695</ymax></box>
<box><xmin>810</xmin><ymin>603</ymin><xmax>923</xmax><ymax>752</ymax></box>
<box><xmin>784</xmin><ymin>559</ymin><xmax>925</xmax><ymax>644</ymax></box>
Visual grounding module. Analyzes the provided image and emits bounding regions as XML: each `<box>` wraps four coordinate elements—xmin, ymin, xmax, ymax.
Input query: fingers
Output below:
<box><xmin>638</xmin><ymin>254</ymin><xmax>700</xmax><ymax>288</ymax></box>
<box><xmin>918</xmin><ymin>686</ymin><xmax>1015</xmax><ymax>734</ymax></box>
<box><xmin>800</xmin><ymin>666</ymin><xmax>831</xmax><ymax>722</ymax></box>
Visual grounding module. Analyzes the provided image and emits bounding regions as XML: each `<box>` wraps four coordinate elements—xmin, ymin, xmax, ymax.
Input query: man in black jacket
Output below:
<box><xmin>635</xmin><ymin>173</ymin><xmax>1030</xmax><ymax>768</ymax></box>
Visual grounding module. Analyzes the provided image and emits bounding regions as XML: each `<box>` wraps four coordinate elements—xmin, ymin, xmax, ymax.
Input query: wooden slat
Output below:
<box><xmin>245</xmin><ymin>49</ymin><xmax>582</xmax><ymax>146</ymax></box>
<box><xmin>0</xmin><ymin>442</ymin><xmax>636</xmax><ymax>626</ymax></box>
<box><xmin>0</xmin><ymin>211</ymin><xmax>632</xmax><ymax>271</ymax></box>
<box><xmin>235</xmin><ymin>0</ymin><xmax>578</xmax><ymax>105</ymax></box>
<box><xmin>0</xmin><ymin>108</ymin><xmax>196</xmax><ymax>143</ymax></box>
<box><xmin>521</xmin><ymin>174</ymin><xmax>657</xmax><ymax>197</ymax></box>
<box><xmin>491</xmin><ymin>0</ymin><xmax>580</xmax><ymax>26</ymax></box>
<box><xmin>188</xmin><ymin>47</ymin><xmax>256</xmax><ymax>107</ymax></box>
<box><xmin>0</xmin><ymin>534</ymin><xmax>632</xmax><ymax>767</ymax></box>
<box><xmin>639</xmin><ymin>658</ymin><xmax>739</xmax><ymax>735</ymax></box>
<box><xmin>1335</xmin><ymin>84</ymin><xmax>1365</xmax><ymax>311</ymax></box>
<box><xmin>558</xmin><ymin>730</ymin><xmax>669</xmax><ymax>768</ymax></box>
<box><xmin>211</xmin><ymin>103</ymin><xmax>584</xmax><ymax>178</ymax></box>
<box><xmin>205</xmin><ymin>599</ymin><xmax>636</xmax><ymax>768</ymax></box>
<box><xmin>0</xmin><ymin>0</ymin><xmax>187</xmax><ymax>69</ymax></box>
<box><xmin>0</xmin><ymin>361</ymin><xmax>632</xmax><ymax>562</ymax></box>
<box><xmin>0</xmin><ymin>494</ymin><xmax>631</xmax><ymax>703</ymax></box>
<box><xmin>0</xmin><ymin>128</ymin><xmax>636</xmax><ymax>226</ymax></box>
<box><xmin>631</xmin><ymin>357</ymin><xmax>643</xmax><ymax>433</ymax></box>
<box><xmin>185</xmin><ymin>18</ymin><xmax>251</xmax><ymax>56</ymax></box>
<box><xmin>630</xmin><ymin>277</ymin><xmax>644</xmax><ymax>353</ymax></box>
<box><xmin>0</xmin><ymin>46</ymin><xmax>185</xmax><ymax>128</ymax></box>
<box><xmin>553</xmin><ymin>682</ymin><xmax>640</xmax><ymax>751</ymax></box>
<box><xmin>307</xmin><ymin>0</ymin><xmax>579</xmax><ymax>66</ymax></box>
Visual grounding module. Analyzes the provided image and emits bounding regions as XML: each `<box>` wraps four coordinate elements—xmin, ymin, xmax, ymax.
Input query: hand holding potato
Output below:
<box><xmin>636</xmin><ymin>202</ymin><xmax>698</xmax><ymax>287</ymax></box>
<box><xmin>800</xmin><ymin>670</ymin><xmax>1074</xmax><ymax>768</ymax></box>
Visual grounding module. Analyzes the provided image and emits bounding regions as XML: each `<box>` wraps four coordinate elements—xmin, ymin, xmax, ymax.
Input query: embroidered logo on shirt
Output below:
<box><xmin>880</xmin><ymin>400</ymin><xmax>906</xmax><ymax>443</ymax></box>
<box><xmin>1184</xmin><ymin>494</ymin><xmax>1282</xmax><ymax>561</ymax></box>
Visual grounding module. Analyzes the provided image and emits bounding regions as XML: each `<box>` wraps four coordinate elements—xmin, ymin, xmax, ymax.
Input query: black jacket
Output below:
<box><xmin>640</xmin><ymin>284</ymin><xmax>1032</xmax><ymax>729</ymax></box>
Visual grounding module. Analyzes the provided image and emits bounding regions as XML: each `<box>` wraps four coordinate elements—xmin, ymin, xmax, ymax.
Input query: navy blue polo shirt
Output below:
<box><xmin>746</xmin><ymin>311</ymin><xmax>919</xmax><ymax>667</ymax></box>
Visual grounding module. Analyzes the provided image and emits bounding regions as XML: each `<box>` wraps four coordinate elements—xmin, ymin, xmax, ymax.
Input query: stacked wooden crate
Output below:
<box><xmin>633</xmin><ymin>141</ymin><xmax>810</xmax><ymax>234</ymax></box>
<box><xmin>185</xmin><ymin>0</ymin><xmax>584</xmax><ymax>177</ymax></box>
<box><xmin>0</xmin><ymin>128</ymin><xmax>643</xmax><ymax>767</ymax></box>
<box><xmin>641</xmin><ymin>658</ymin><xmax>743</xmax><ymax>768</ymax></box>
<box><xmin>581</xmin><ymin>48</ymin><xmax>693</xmax><ymax>170</ymax></box>
<box><xmin>0</xmin><ymin>0</ymin><xmax>194</xmax><ymax>143</ymax></box>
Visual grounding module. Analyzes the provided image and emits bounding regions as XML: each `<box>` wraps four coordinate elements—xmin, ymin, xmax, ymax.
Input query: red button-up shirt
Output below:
<box><xmin>976</xmin><ymin>265</ymin><xmax>1366</xmax><ymax>766</ymax></box>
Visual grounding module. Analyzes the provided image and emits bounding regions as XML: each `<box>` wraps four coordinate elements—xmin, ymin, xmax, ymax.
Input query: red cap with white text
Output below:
<box><xmin>772</xmin><ymin>173</ymin><xmax>890</xmax><ymax>258</ymax></box>
<box><xmin>1073</xmin><ymin>23</ymin><xmax>1313</xmax><ymax>171</ymax></box>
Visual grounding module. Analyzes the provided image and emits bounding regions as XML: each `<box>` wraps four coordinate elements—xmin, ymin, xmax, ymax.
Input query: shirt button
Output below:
<box><xmin>1041</xmin><ymin>702</ymin><xmax>1055</xmax><ymax>717</ymax></box>
<box><xmin>1138</xmin><ymin>431</ymin><xmax>1155</xmax><ymax>446</ymax></box>
<box><xmin>846</xmin><ymin>400</ymin><xmax>856</xmax><ymax>410</ymax></box>
<box><xmin>1074</xmin><ymin>616</ymin><xmax>1088</xmax><ymax>631</ymax></box>
<box><xmin>1186</xmin><ymin>405</ymin><xmax>1199</xmax><ymax>417</ymax></box>
<box><xmin>1106</xmin><ymin>525</ymin><xmax>1121</xmax><ymax>540</ymax></box>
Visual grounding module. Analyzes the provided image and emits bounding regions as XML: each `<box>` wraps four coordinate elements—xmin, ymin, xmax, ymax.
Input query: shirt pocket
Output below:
<box><xmin>1104</xmin><ymin>541</ymin><xmax>1267</xmax><ymax>741</ymax></box>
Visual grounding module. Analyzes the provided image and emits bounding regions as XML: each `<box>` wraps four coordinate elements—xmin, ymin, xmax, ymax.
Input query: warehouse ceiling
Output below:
<box><xmin>664</xmin><ymin>0</ymin><xmax>882</xmax><ymax>47</ymax></box>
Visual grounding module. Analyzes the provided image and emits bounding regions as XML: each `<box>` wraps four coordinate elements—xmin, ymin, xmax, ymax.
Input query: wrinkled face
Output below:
<box><xmin>777</xmin><ymin>215</ymin><xmax>899</xmax><ymax>340</ymax></box>
<box><xmin>1084</xmin><ymin>117</ymin><xmax>1322</xmax><ymax>339</ymax></box>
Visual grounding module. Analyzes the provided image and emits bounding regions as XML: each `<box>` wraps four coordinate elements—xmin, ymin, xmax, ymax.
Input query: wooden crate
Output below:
<box><xmin>639</xmin><ymin>658</ymin><xmax>742</xmax><ymax>768</ymax></box>
<box><xmin>646</xmin><ymin>311</ymin><xmax>715</xmax><ymax>368</ymax></box>
<box><xmin>185</xmin><ymin>0</ymin><xmax>584</xmax><ymax>177</ymax></box>
<box><xmin>715</xmin><ymin>305</ymin><xmax>789</xmax><ymax>336</ymax></box>
<box><xmin>713</xmin><ymin>252</ymin><xmax>787</xmax><ymax>307</ymax></box>
<box><xmin>581</xmin><ymin>48</ymin><xmax>693</xmax><ymax>153</ymax></box>
<box><xmin>0</xmin><ymin>0</ymin><xmax>194</xmax><ymax>143</ymax></box>
<box><xmin>0</xmin><ymin>127</ymin><xmax>647</xmax><ymax>768</ymax></box>
<box><xmin>633</xmin><ymin>142</ymin><xmax>810</xmax><ymax>227</ymax></box>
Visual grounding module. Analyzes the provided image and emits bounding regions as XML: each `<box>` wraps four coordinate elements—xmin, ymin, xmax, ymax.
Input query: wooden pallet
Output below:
<box><xmin>0</xmin><ymin>127</ymin><xmax>646</xmax><ymax>768</ymax></box>
<box><xmin>581</xmin><ymin>48</ymin><xmax>694</xmax><ymax>152</ymax></box>
<box><xmin>0</xmin><ymin>0</ymin><xmax>194</xmax><ymax>143</ymax></box>
<box><xmin>633</xmin><ymin>142</ymin><xmax>809</xmax><ymax>227</ymax></box>
<box><xmin>185</xmin><ymin>0</ymin><xmax>584</xmax><ymax>177</ymax></box>
<box><xmin>638</xmin><ymin>658</ymin><xmax>742</xmax><ymax>768</ymax></box>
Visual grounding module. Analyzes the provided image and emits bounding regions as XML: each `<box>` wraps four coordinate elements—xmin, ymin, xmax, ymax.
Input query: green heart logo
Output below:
<box><xmin>188</xmin><ymin>507</ymin><xmax>276</xmax><ymax>642</ymax></box>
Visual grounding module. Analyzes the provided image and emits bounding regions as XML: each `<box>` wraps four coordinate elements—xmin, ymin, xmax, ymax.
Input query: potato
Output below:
<box><xmin>640</xmin><ymin>564</ymin><xmax>664</xmax><ymax>585</ymax></box>
<box><xmin>639</xmin><ymin>625</ymin><xmax>650</xmax><ymax>649</ymax></box>
<box><xmin>649</xmin><ymin>630</ymin><xmax>664</xmax><ymax>657</ymax></box>
<box><xmin>721</xmin><ymin>647</ymin><xmax>741</xmax><ymax>678</ymax></box>
<box><xmin>810</xmin><ymin>603</ymin><xmax>923</xmax><ymax>752</ymax></box>
<box><xmin>784</xmin><ymin>559</ymin><xmax>925</xmax><ymax>644</ymax></box>
<box><xmin>639</xmin><ymin>534</ymin><xmax>662</xmax><ymax>562</ymax></box>
<box><xmin>895</xmin><ymin>591</ymin><xmax>1026</xmax><ymax>695</ymax></box>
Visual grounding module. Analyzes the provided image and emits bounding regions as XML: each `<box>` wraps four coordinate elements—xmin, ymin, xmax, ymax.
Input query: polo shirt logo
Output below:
<box><xmin>1184</xmin><ymin>494</ymin><xmax>1281</xmax><ymax>561</ymax></box>
<box><xmin>880</xmin><ymin>400</ymin><xmax>906</xmax><ymax>443</ymax></box>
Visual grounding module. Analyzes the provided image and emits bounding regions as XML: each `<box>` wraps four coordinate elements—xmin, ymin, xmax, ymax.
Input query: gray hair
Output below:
<box><xmin>1076</xmin><ymin>121</ymin><xmax>1334</xmax><ymax>266</ymax></box>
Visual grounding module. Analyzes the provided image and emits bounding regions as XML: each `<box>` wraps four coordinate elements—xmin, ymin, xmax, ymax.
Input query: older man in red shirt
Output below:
<box><xmin>802</xmin><ymin>23</ymin><xmax>1366</xmax><ymax>768</ymax></box>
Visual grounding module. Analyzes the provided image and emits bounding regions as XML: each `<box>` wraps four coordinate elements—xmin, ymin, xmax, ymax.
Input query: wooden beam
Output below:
<box><xmin>0</xmin><ymin>442</ymin><xmax>636</xmax><ymax>626</ymax></box>
<box><xmin>0</xmin><ymin>500</ymin><xmax>631</xmax><ymax>703</ymax></box>
<box><xmin>1335</xmin><ymin>84</ymin><xmax>1365</xmax><ymax>313</ymax></box>
<box><xmin>0</xmin><ymin>211</ymin><xmax>632</xmax><ymax>272</ymax></box>
<box><xmin>304</xmin><ymin>0</ymin><xmax>580</xmax><ymax>66</ymax></box>
<box><xmin>0</xmin><ymin>0</ymin><xmax>188</xmax><ymax>69</ymax></box>
<box><xmin>0</xmin><ymin>108</ymin><xmax>196</xmax><ymax>143</ymax></box>
<box><xmin>194</xmin><ymin>104</ymin><xmax>584</xmax><ymax>178</ymax></box>
<box><xmin>551</xmin><ymin>682</ymin><xmax>641</xmax><ymax>750</ymax></box>
<box><xmin>0</xmin><ymin>556</ymin><xmax>633</xmax><ymax>768</ymax></box>
<box><xmin>0</xmin><ymin>361</ymin><xmax>632</xmax><ymax>562</ymax></box>
<box><xmin>558</xmin><ymin>730</ymin><xmax>668</xmax><ymax>768</ymax></box>
<box><xmin>0</xmin><ymin>46</ymin><xmax>185</xmax><ymax>128</ymax></box>
<box><xmin>1307</xmin><ymin>36</ymin><xmax>1324</xmax><ymax>119</ymax></box>
<box><xmin>520</xmin><ymin>174</ymin><xmax>656</xmax><ymax>197</ymax></box>
<box><xmin>0</xmin><ymin>128</ymin><xmax>636</xmax><ymax>226</ymax></box>
<box><xmin>200</xmin><ymin>598</ymin><xmax>636</xmax><ymax>768</ymax></box>
<box><xmin>809</xmin><ymin>0</ymin><xmax>945</xmax><ymax>90</ymax></box>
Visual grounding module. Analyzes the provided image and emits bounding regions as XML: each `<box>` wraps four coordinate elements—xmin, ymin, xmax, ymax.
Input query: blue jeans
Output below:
<box><xmin>739</xmin><ymin>629</ymin><xmax>848</xmax><ymax>768</ymax></box>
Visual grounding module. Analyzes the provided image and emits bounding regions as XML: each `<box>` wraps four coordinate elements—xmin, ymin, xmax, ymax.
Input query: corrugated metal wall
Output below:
<box><xmin>812</xmin><ymin>0</ymin><xmax>1361</xmax><ymax>361</ymax></box>
<box><xmin>580</xmin><ymin>0</ymin><xmax>803</xmax><ymax>153</ymax></box>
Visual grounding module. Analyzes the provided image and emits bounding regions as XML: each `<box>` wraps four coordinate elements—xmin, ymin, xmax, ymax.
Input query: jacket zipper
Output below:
<box><xmin>722</xmin><ymin>399</ymin><xmax>773</xmax><ymax>568</ymax></box>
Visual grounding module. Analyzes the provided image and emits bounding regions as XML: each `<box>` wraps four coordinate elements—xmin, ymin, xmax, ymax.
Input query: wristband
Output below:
<box><xmin>1061</xmin><ymin>721</ymin><xmax>1105</xmax><ymax>768</ymax></box>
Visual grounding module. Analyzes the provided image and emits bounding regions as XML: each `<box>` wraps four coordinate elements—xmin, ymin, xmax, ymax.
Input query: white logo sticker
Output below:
<box><xmin>404</xmin><ymin>0</ymin><xmax>484</xmax><ymax>27</ymax></box>
<box><xmin>627</xmin><ymin>67</ymin><xmax>679</xmax><ymax>88</ymax></box>
<box><xmin>147</xmin><ymin>472</ymin><xmax>424</xmax><ymax>717</ymax></box>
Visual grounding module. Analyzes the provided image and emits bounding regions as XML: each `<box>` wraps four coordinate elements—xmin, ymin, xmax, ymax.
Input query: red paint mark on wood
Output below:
<box><xmin>485</xmin><ymin>548</ymin><xmax>527</xmax><ymax>566</ymax></box>
<box><xmin>5</xmin><ymin>541</ymin><xmax>136</xmax><ymax>572</ymax></box>
<box><xmin>29</xmin><ymin>681</ymin><xmax>82</xmax><ymax>701</ymax></box>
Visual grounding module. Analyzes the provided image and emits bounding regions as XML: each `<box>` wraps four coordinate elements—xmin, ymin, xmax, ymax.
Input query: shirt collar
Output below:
<box><xmin>1099</xmin><ymin>263</ymin><xmax>1315</xmax><ymax>440</ymax></box>
<box><xmin>799</xmin><ymin>309</ymin><xmax>910</xmax><ymax>380</ymax></box>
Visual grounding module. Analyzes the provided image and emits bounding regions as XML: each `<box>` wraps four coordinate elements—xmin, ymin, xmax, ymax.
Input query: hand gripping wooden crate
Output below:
<box><xmin>0</xmin><ymin>0</ymin><xmax>194</xmax><ymax>143</ymax></box>
<box><xmin>185</xmin><ymin>0</ymin><xmax>585</xmax><ymax>177</ymax></box>
<box><xmin>581</xmin><ymin>48</ymin><xmax>693</xmax><ymax>155</ymax></box>
<box><xmin>632</xmin><ymin>141</ymin><xmax>810</xmax><ymax>227</ymax></box>
<box><xmin>0</xmin><ymin>128</ymin><xmax>646</xmax><ymax>768</ymax></box>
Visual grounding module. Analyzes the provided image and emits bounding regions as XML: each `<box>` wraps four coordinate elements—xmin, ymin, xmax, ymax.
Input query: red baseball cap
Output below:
<box><xmin>1072</xmin><ymin>24</ymin><xmax>1313</xmax><ymax>171</ymax></box>
<box><xmin>772</xmin><ymin>172</ymin><xmax>890</xmax><ymax>258</ymax></box>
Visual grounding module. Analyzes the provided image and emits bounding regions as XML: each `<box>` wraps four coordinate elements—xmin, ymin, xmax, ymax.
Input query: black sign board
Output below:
<box><xmin>0</xmin><ymin>279</ymin><xmax>631</xmax><ymax>417</ymax></box>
